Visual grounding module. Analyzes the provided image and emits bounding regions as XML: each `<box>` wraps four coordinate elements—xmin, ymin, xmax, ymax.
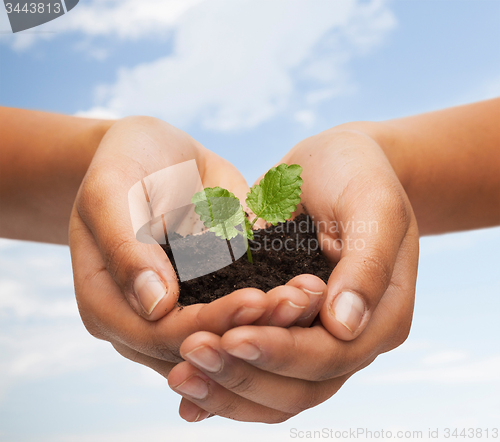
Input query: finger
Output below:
<box><xmin>111</xmin><ymin>341</ymin><xmax>176</xmax><ymax>379</ymax></box>
<box><xmin>284</xmin><ymin>274</ymin><xmax>327</xmax><ymax>327</ymax></box>
<box><xmin>252</xmin><ymin>285</ymin><xmax>309</xmax><ymax>327</ymax></box>
<box><xmin>168</xmin><ymin>361</ymin><xmax>293</xmax><ymax>423</ymax></box>
<box><xmin>178</xmin><ymin>332</ymin><xmax>342</xmax><ymax>415</ymax></box>
<box><xmin>178</xmin><ymin>399</ymin><xmax>211</xmax><ymax>423</ymax></box>
<box><xmin>221</xmin><ymin>324</ymin><xmax>371</xmax><ymax>381</ymax></box>
<box><xmin>198</xmin><ymin>282</ymin><xmax>318</xmax><ymax>333</ymax></box>
<box><xmin>196</xmin><ymin>288</ymin><xmax>268</xmax><ymax>336</ymax></box>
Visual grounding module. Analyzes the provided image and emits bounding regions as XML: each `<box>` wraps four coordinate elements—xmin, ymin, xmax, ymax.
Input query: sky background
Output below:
<box><xmin>1</xmin><ymin>0</ymin><xmax>499</xmax><ymax>441</ymax></box>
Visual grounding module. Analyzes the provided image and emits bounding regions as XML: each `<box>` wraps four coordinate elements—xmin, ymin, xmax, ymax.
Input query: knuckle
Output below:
<box><xmin>313</xmin><ymin>361</ymin><xmax>335</xmax><ymax>382</ymax></box>
<box><xmin>105</xmin><ymin>237</ymin><xmax>137</xmax><ymax>281</ymax></box>
<box><xmin>370</xmin><ymin>182</ymin><xmax>411</xmax><ymax>234</ymax></box>
<box><xmin>291</xmin><ymin>384</ymin><xmax>322</xmax><ymax>414</ymax></box>
<box><xmin>267</xmin><ymin>354</ymin><xmax>292</xmax><ymax>375</ymax></box>
<box><xmin>145</xmin><ymin>322</ymin><xmax>181</xmax><ymax>362</ymax></box>
<box><xmin>144</xmin><ymin>341</ymin><xmax>179</xmax><ymax>362</ymax></box>
<box><xmin>211</xmin><ymin>398</ymin><xmax>239</xmax><ymax>419</ymax></box>
<box><xmin>357</xmin><ymin>251</ymin><xmax>392</xmax><ymax>300</ymax></box>
<box><xmin>74</xmin><ymin>290</ymin><xmax>108</xmax><ymax>341</ymax></box>
<box><xmin>389</xmin><ymin>319</ymin><xmax>412</xmax><ymax>350</ymax></box>
<box><xmin>314</xmin><ymin>354</ymin><xmax>343</xmax><ymax>381</ymax></box>
<box><xmin>377</xmin><ymin>181</ymin><xmax>405</xmax><ymax>208</ymax></box>
<box><xmin>265</xmin><ymin>333</ymin><xmax>298</xmax><ymax>375</ymax></box>
<box><xmin>76</xmin><ymin>169</ymin><xmax>109</xmax><ymax>221</ymax></box>
<box><xmin>112</xmin><ymin>343</ymin><xmax>141</xmax><ymax>363</ymax></box>
<box><xmin>223</xmin><ymin>372</ymin><xmax>257</xmax><ymax>395</ymax></box>
<box><xmin>384</xmin><ymin>296</ymin><xmax>413</xmax><ymax>351</ymax></box>
<box><xmin>80</xmin><ymin>314</ymin><xmax>106</xmax><ymax>340</ymax></box>
<box><xmin>268</xmin><ymin>412</ymin><xmax>294</xmax><ymax>424</ymax></box>
<box><xmin>391</xmin><ymin>190</ymin><xmax>412</xmax><ymax>230</ymax></box>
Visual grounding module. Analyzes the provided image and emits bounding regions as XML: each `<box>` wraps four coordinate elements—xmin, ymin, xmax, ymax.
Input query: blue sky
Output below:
<box><xmin>1</xmin><ymin>1</ymin><xmax>499</xmax><ymax>441</ymax></box>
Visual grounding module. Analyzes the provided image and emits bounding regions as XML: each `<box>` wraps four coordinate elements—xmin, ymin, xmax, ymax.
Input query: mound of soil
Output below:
<box><xmin>161</xmin><ymin>214</ymin><xmax>332</xmax><ymax>306</ymax></box>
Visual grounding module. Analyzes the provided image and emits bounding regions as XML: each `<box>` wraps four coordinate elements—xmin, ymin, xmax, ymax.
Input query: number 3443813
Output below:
<box><xmin>5</xmin><ymin>3</ymin><xmax>62</xmax><ymax>14</ymax></box>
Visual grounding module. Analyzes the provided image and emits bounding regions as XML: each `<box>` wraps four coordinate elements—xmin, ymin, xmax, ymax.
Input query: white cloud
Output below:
<box><xmin>294</xmin><ymin>110</ymin><xmax>317</xmax><ymax>128</ymax></box>
<box><xmin>367</xmin><ymin>355</ymin><xmax>500</xmax><ymax>384</ymax></box>
<box><xmin>30</xmin><ymin>424</ymin><xmax>286</xmax><ymax>442</ymax></box>
<box><xmin>421</xmin><ymin>350</ymin><xmax>468</xmax><ymax>366</ymax></box>
<box><xmin>0</xmin><ymin>279</ymin><xmax>77</xmax><ymax>319</ymax></box>
<box><xmin>68</xmin><ymin>0</ymin><xmax>395</xmax><ymax>131</ymax></box>
<box><xmin>0</xmin><ymin>238</ymin><xmax>18</xmax><ymax>250</ymax></box>
<box><xmin>0</xmin><ymin>323</ymin><xmax>115</xmax><ymax>398</ymax></box>
<box><xmin>420</xmin><ymin>226</ymin><xmax>500</xmax><ymax>257</ymax></box>
<box><xmin>90</xmin><ymin>0</ymin><xmax>395</xmax><ymax>131</ymax></box>
<box><xmin>0</xmin><ymin>240</ymin><xmax>77</xmax><ymax>319</ymax></box>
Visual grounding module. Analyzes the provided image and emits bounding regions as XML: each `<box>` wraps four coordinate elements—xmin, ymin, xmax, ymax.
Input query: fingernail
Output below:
<box><xmin>299</xmin><ymin>288</ymin><xmax>324</xmax><ymax>320</ymax></box>
<box><xmin>331</xmin><ymin>291</ymin><xmax>365</xmax><ymax>333</ymax></box>
<box><xmin>175</xmin><ymin>375</ymin><xmax>208</xmax><ymax>400</ymax></box>
<box><xmin>194</xmin><ymin>410</ymin><xmax>211</xmax><ymax>422</ymax></box>
<box><xmin>185</xmin><ymin>345</ymin><xmax>223</xmax><ymax>373</ymax></box>
<box><xmin>226</xmin><ymin>342</ymin><xmax>261</xmax><ymax>361</ymax></box>
<box><xmin>270</xmin><ymin>300</ymin><xmax>306</xmax><ymax>326</ymax></box>
<box><xmin>134</xmin><ymin>270</ymin><xmax>167</xmax><ymax>315</ymax></box>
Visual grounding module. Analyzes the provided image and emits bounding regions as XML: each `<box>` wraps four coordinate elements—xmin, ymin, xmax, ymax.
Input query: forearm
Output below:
<box><xmin>336</xmin><ymin>99</ymin><xmax>500</xmax><ymax>235</ymax></box>
<box><xmin>0</xmin><ymin>107</ymin><xmax>115</xmax><ymax>244</ymax></box>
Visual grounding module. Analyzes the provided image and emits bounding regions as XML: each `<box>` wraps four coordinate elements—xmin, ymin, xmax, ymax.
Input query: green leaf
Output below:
<box><xmin>191</xmin><ymin>187</ymin><xmax>245</xmax><ymax>240</ymax></box>
<box><xmin>246</xmin><ymin>163</ymin><xmax>303</xmax><ymax>225</ymax></box>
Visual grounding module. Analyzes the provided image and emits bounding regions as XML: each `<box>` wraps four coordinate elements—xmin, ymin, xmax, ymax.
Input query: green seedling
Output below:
<box><xmin>191</xmin><ymin>163</ymin><xmax>303</xmax><ymax>263</ymax></box>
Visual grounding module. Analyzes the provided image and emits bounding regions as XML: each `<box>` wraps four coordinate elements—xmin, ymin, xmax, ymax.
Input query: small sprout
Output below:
<box><xmin>191</xmin><ymin>163</ymin><xmax>303</xmax><ymax>263</ymax></box>
<box><xmin>191</xmin><ymin>187</ymin><xmax>245</xmax><ymax>240</ymax></box>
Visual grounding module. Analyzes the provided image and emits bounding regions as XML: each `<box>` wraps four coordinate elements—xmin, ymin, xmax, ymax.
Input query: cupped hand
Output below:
<box><xmin>168</xmin><ymin>127</ymin><xmax>419</xmax><ymax>422</ymax></box>
<box><xmin>70</xmin><ymin>116</ymin><xmax>253</xmax><ymax>321</ymax></box>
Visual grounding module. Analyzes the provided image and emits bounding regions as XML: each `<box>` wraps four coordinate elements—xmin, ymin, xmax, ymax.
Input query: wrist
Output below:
<box><xmin>0</xmin><ymin>108</ymin><xmax>116</xmax><ymax>244</ymax></box>
<box><xmin>78</xmin><ymin>118</ymin><xmax>117</xmax><ymax>175</ymax></box>
<box><xmin>325</xmin><ymin>121</ymin><xmax>411</xmax><ymax>190</ymax></box>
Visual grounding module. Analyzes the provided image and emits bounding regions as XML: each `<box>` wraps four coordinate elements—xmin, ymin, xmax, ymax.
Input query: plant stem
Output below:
<box><xmin>250</xmin><ymin>216</ymin><xmax>260</xmax><ymax>228</ymax></box>
<box><xmin>246</xmin><ymin>244</ymin><xmax>253</xmax><ymax>264</ymax></box>
<box><xmin>238</xmin><ymin>228</ymin><xmax>254</xmax><ymax>264</ymax></box>
<box><xmin>226</xmin><ymin>238</ymin><xmax>235</xmax><ymax>263</ymax></box>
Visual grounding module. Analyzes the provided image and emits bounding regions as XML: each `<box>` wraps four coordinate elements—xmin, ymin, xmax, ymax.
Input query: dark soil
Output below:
<box><xmin>161</xmin><ymin>214</ymin><xmax>332</xmax><ymax>306</ymax></box>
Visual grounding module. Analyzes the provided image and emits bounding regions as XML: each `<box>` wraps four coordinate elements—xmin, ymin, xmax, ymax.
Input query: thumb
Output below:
<box><xmin>75</xmin><ymin>182</ymin><xmax>180</xmax><ymax>321</ymax></box>
<box><xmin>318</xmin><ymin>198</ymin><xmax>415</xmax><ymax>341</ymax></box>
